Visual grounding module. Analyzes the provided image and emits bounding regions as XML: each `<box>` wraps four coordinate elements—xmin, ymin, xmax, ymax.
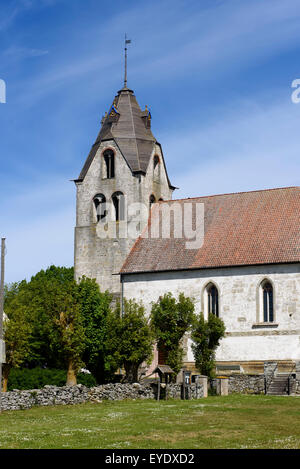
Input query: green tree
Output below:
<box><xmin>77</xmin><ymin>276</ymin><xmax>113</xmax><ymax>383</ymax></box>
<box><xmin>47</xmin><ymin>280</ymin><xmax>86</xmax><ymax>385</ymax></box>
<box><xmin>150</xmin><ymin>292</ymin><xmax>195</xmax><ymax>375</ymax></box>
<box><xmin>5</xmin><ymin>266</ymin><xmax>87</xmax><ymax>386</ymax></box>
<box><xmin>105</xmin><ymin>299</ymin><xmax>154</xmax><ymax>383</ymax></box>
<box><xmin>2</xmin><ymin>282</ymin><xmax>33</xmax><ymax>391</ymax></box>
<box><xmin>24</xmin><ymin>266</ymin><xmax>76</xmax><ymax>369</ymax></box>
<box><xmin>191</xmin><ymin>313</ymin><xmax>226</xmax><ymax>378</ymax></box>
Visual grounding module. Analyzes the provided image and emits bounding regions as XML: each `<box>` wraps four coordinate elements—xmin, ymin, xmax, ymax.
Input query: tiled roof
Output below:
<box><xmin>121</xmin><ymin>187</ymin><xmax>300</xmax><ymax>274</ymax></box>
<box><xmin>77</xmin><ymin>87</ymin><xmax>173</xmax><ymax>187</ymax></box>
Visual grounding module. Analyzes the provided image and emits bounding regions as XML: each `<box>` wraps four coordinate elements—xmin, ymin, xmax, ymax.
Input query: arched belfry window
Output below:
<box><xmin>112</xmin><ymin>191</ymin><xmax>125</xmax><ymax>221</ymax></box>
<box><xmin>153</xmin><ymin>155</ymin><xmax>160</xmax><ymax>181</ymax></box>
<box><xmin>103</xmin><ymin>149</ymin><xmax>115</xmax><ymax>179</ymax></box>
<box><xmin>154</xmin><ymin>155</ymin><xmax>160</xmax><ymax>170</ymax></box>
<box><xmin>149</xmin><ymin>194</ymin><xmax>156</xmax><ymax>208</ymax></box>
<box><xmin>203</xmin><ymin>282</ymin><xmax>219</xmax><ymax>318</ymax></box>
<box><xmin>260</xmin><ymin>280</ymin><xmax>274</xmax><ymax>322</ymax></box>
<box><xmin>93</xmin><ymin>194</ymin><xmax>106</xmax><ymax>222</ymax></box>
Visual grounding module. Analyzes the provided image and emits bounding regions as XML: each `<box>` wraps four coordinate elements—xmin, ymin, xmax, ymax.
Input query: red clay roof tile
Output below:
<box><xmin>121</xmin><ymin>187</ymin><xmax>300</xmax><ymax>274</ymax></box>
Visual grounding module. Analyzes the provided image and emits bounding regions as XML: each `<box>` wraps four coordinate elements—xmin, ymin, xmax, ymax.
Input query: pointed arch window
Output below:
<box><xmin>203</xmin><ymin>283</ymin><xmax>219</xmax><ymax>318</ymax></box>
<box><xmin>93</xmin><ymin>194</ymin><xmax>106</xmax><ymax>222</ymax></box>
<box><xmin>260</xmin><ymin>280</ymin><xmax>274</xmax><ymax>323</ymax></box>
<box><xmin>103</xmin><ymin>149</ymin><xmax>115</xmax><ymax>179</ymax></box>
<box><xmin>112</xmin><ymin>191</ymin><xmax>125</xmax><ymax>221</ymax></box>
<box><xmin>207</xmin><ymin>284</ymin><xmax>219</xmax><ymax>317</ymax></box>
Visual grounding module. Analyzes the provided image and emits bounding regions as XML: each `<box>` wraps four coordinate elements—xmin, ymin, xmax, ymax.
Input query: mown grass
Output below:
<box><xmin>0</xmin><ymin>394</ymin><xmax>299</xmax><ymax>449</ymax></box>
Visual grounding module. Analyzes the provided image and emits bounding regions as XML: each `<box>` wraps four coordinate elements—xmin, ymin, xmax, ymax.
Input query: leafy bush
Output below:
<box><xmin>77</xmin><ymin>372</ymin><xmax>97</xmax><ymax>388</ymax></box>
<box><xmin>191</xmin><ymin>313</ymin><xmax>226</xmax><ymax>379</ymax></box>
<box><xmin>150</xmin><ymin>292</ymin><xmax>195</xmax><ymax>375</ymax></box>
<box><xmin>7</xmin><ymin>367</ymin><xmax>96</xmax><ymax>391</ymax></box>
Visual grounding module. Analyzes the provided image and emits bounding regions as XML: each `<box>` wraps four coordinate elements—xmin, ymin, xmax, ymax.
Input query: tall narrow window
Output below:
<box><xmin>262</xmin><ymin>281</ymin><xmax>274</xmax><ymax>322</ymax></box>
<box><xmin>149</xmin><ymin>194</ymin><xmax>156</xmax><ymax>208</ymax></box>
<box><xmin>112</xmin><ymin>191</ymin><xmax>125</xmax><ymax>221</ymax></box>
<box><xmin>153</xmin><ymin>155</ymin><xmax>160</xmax><ymax>181</ymax></box>
<box><xmin>103</xmin><ymin>149</ymin><xmax>115</xmax><ymax>179</ymax></box>
<box><xmin>154</xmin><ymin>155</ymin><xmax>160</xmax><ymax>170</ymax></box>
<box><xmin>93</xmin><ymin>194</ymin><xmax>106</xmax><ymax>222</ymax></box>
<box><xmin>207</xmin><ymin>284</ymin><xmax>219</xmax><ymax>317</ymax></box>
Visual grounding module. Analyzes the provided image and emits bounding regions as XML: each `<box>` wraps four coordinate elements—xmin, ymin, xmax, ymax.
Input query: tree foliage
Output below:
<box><xmin>77</xmin><ymin>276</ymin><xmax>112</xmax><ymax>383</ymax></box>
<box><xmin>2</xmin><ymin>282</ymin><xmax>33</xmax><ymax>391</ymax></box>
<box><xmin>20</xmin><ymin>266</ymin><xmax>76</xmax><ymax>369</ymax></box>
<box><xmin>4</xmin><ymin>267</ymin><xmax>89</xmax><ymax>386</ymax></box>
<box><xmin>191</xmin><ymin>313</ymin><xmax>226</xmax><ymax>378</ymax></box>
<box><xmin>105</xmin><ymin>299</ymin><xmax>154</xmax><ymax>383</ymax></box>
<box><xmin>150</xmin><ymin>292</ymin><xmax>195</xmax><ymax>375</ymax></box>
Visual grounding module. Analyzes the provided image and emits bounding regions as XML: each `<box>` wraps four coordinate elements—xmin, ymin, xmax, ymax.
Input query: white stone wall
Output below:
<box><xmin>122</xmin><ymin>263</ymin><xmax>300</xmax><ymax>363</ymax></box>
<box><xmin>74</xmin><ymin>140</ymin><xmax>173</xmax><ymax>294</ymax></box>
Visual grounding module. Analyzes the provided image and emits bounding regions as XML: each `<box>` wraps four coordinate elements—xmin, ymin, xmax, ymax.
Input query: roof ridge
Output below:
<box><xmin>159</xmin><ymin>186</ymin><xmax>300</xmax><ymax>203</ymax></box>
<box><xmin>127</xmin><ymin>92</ymin><xmax>141</xmax><ymax>171</ymax></box>
<box><xmin>121</xmin><ymin>185</ymin><xmax>300</xmax><ymax>274</ymax></box>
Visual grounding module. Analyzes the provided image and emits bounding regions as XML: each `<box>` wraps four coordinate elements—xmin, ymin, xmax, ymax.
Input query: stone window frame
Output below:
<box><xmin>201</xmin><ymin>280</ymin><xmax>221</xmax><ymax>320</ymax></box>
<box><xmin>111</xmin><ymin>191</ymin><xmax>125</xmax><ymax>221</ymax></box>
<box><xmin>93</xmin><ymin>193</ymin><xmax>107</xmax><ymax>223</ymax></box>
<box><xmin>149</xmin><ymin>194</ymin><xmax>156</xmax><ymax>208</ymax></box>
<box><xmin>102</xmin><ymin>147</ymin><xmax>116</xmax><ymax>179</ymax></box>
<box><xmin>254</xmin><ymin>278</ymin><xmax>277</xmax><ymax>327</ymax></box>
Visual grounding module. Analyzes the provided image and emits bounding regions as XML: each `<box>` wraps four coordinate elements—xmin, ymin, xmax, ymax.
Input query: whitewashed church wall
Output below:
<box><xmin>122</xmin><ymin>263</ymin><xmax>300</xmax><ymax>362</ymax></box>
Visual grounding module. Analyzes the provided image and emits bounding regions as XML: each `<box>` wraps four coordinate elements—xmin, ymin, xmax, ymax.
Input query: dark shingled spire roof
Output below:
<box><xmin>77</xmin><ymin>87</ymin><xmax>172</xmax><ymax>183</ymax></box>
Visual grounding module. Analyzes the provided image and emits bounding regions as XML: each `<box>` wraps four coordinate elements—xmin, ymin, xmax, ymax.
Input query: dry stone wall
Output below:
<box><xmin>0</xmin><ymin>382</ymin><xmax>205</xmax><ymax>412</ymax></box>
<box><xmin>227</xmin><ymin>374</ymin><xmax>265</xmax><ymax>394</ymax></box>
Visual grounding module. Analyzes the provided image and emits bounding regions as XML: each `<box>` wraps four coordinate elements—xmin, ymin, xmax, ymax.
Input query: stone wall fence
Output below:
<box><xmin>0</xmin><ymin>381</ymin><xmax>206</xmax><ymax>412</ymax></box>
<box><xmin>1</xmin><ymin>373</ymin><xmax>299</xmax><ymax>411</ymax></box>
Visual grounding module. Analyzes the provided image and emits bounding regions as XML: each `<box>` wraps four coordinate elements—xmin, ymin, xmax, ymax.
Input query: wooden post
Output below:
<box><xmin>157</xmin><ymin>371</ymin><xmax>161</xmax><ymax>401</ymax></box>
<box><xmin>0</xmin><ymin>238</ymin><xmax>6</xmax><ymax>409</ymax></box>
<box><xmin>165</xmin><ymin>374</ymin><xmax>168</xmax><ymax>400</ymax></box>
<box><xmin>182</xmin><ymin>369</ymin><xmax>186</xmax><ymax>400</ymax></box>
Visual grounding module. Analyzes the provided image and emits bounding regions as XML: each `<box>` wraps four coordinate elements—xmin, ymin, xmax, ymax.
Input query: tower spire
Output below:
<box><xmin>124</xmin><ymin>34</ymin><xmax>131</xmax><ymax>88</ymax></box>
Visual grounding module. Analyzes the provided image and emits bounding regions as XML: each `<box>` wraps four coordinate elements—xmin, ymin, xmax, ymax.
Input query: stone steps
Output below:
<box><xmin>267</xmin><ymin>373</ymin><xmax>295</xmax><ymax>395</ymax></box>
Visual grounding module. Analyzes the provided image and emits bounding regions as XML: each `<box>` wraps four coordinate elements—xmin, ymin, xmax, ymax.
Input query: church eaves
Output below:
<box><xmin>120</xmin><ymin>186</ymin><xmax>300</xmax><ymax>274</ymax></box>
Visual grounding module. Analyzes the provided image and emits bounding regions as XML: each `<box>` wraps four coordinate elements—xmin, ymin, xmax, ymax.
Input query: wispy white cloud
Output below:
<box><xmin>12</xmin><ymin>0</ymin><xmax>300</xmax><ymax>107</ymax></box>
<box><xmin>1</xmin><ymin>0</ymin><xmax>300</xmax><ymax>284</ymax></box>
<box><xmin>0</xmin><ymin>0</ymin><xmax>57</xmax><ymax>31</ymax></box>
<box><xmin>3</xmin><ymin>46</ymin><xmax>49</xmax><ymax>61</ymax></box>
<box><xmin>4</xmin><ymin>205</ymin><xmax>74</xmax><ymax>284</ymax></box>
<box><xmin>1</xmin><ymin>178</ymin><xmax>75</xmax><ymax>283</ymax></box>
<box><xmin>165</xmin><ymin>92</ymin><xmax>300</xmax><ymax>198</ymax></box>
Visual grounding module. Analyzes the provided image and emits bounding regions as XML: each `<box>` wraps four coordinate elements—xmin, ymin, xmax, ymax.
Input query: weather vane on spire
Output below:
<box><xmin>124</xmin><ymin>34</ymin><xmax>131</xmax><ymax>88</ymax></box>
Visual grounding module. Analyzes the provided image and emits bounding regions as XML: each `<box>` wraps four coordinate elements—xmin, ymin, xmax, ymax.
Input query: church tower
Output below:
<box><xmin>74</xmin><ymin>82</ymin><xmax>175</xmax><ymax>295</ymax></box>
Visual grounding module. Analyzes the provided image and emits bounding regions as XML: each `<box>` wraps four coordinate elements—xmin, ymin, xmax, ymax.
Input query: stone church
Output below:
<box><xmin>74</xmin><ymin>82</ymin><xmax>300</xmax><ymax>375</ymax></box>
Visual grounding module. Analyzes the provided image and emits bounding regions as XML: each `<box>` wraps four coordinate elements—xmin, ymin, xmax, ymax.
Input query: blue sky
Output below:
<box><xmin>0</xmin><ymin>0</ymin><xmax>300</xmax><ymax>283</ymax></box>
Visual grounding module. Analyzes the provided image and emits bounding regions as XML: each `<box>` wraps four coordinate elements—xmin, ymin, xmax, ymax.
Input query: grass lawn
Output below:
<box><xmin>0</xmin><ymin>394</ymin><xmax>299</xmax><ymax>449</ymax></box>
